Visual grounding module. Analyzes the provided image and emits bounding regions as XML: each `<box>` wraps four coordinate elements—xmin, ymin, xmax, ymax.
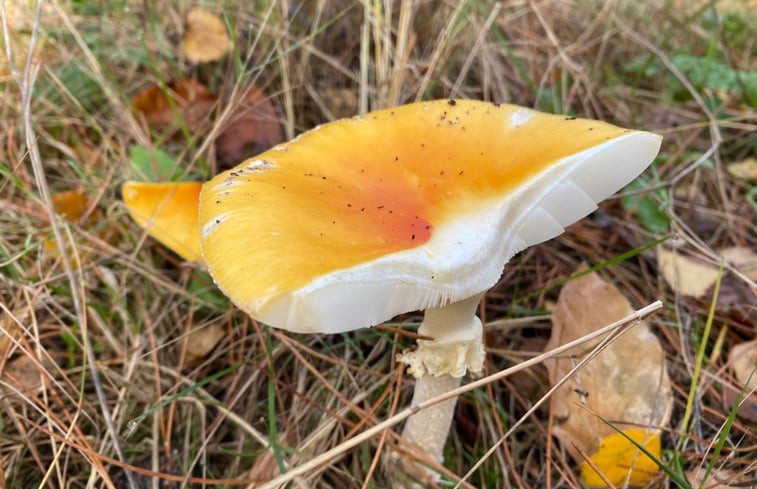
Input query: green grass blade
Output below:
<box><xmin>678</xmin><ymin>261</ymin><xmax>725</xmax><ymax>453</ymax></box>
<box><xmin>265</xmin><ymin>326</ymin><xmax>288</xmax><ymax>474</ymax></box>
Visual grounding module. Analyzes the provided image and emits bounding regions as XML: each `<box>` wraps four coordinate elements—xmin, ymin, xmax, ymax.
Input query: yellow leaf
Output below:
<box><xmin>181</xmin><ymin>7</ymin><xmax>233</xmax><ymax>63</ymax></box>
<box><xmin>581</xmin><ymin>429</ymin><xmax>661</xmax><ymax>488</ymax></box>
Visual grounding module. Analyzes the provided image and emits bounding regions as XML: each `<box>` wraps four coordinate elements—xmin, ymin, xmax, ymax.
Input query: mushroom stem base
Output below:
<box><xmin>401</xmin><ymin>373</ymin><xmax>462</xmax><ymax>466</ymax></box>
<box><xmin>396</xmin><ymin>293</ymin><xmax>486</xmax><ymax>483</ymax></box>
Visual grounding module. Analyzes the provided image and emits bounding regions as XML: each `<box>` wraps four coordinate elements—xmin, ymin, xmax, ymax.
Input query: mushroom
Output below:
<box><xmin>197</xmin><ymin>99</ymin><xmax>662</xmax><ymax>475</ymax></box>
<box><xmin>121</xmin><ymin>181</ymin><xmax>203</xmax><ymax>263</ymax></box>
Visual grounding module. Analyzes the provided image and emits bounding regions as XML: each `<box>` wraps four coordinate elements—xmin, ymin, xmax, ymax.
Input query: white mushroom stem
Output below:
<box><xmin>399</xmin><ymin>293</ymin><xmax>485</xmax><ymax>467</ymax></box>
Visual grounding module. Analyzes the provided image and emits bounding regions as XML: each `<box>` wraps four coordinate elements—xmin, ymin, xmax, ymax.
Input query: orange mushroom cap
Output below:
<box><xmin>122</xmin><ymin>181</ymin><xmax>203</xmax><ymax>262</ymax></box>
<box><xmin>199</xmin><ymin>100</ymin><xmax>661</xmax><ymax>333</ymax></box>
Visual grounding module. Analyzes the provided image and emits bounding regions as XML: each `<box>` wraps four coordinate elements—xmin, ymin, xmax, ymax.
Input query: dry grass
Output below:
<box><xmin>1</xmin><ymin>1</ymin><xmax>755</xmax><ymax>488</ymax></box>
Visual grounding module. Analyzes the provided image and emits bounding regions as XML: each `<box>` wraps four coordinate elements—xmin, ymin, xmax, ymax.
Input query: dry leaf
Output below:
<box><xmin>44</xmin><ymin>191</ymin><xmax>118</xmax><ymax>265</ymax></box>
<box><xmin>216</xmin><ymin>84</ymin><xmax>283</xmax><ymax>168</ymax></box>
<box><xmin>132</xmin><ymin>78</ymin><xmax>216</xmax><ymax>131</ymax></box>
<box><xmin>182</xmin><ymin>7</ymin><xmax>233</xmax><ymax>63</ymax></box>
<box><xmin>580</xmin><ymin>429</ymin><xmax>661</xmax><ymax>488</ymax></box>
<box><xmin>658</xmin><ymin>248</ymin><xmax>720</xmax><ymax>298</ymax></box>
<box><xmin>185</xmin><ymin>324</ymin><xmax>226</xmax><ymax>364</ymax></box>
<box><xmin>720</xmin><ymin>246</ymin><xmax>757</xmax><ymax>282</ymax></box>
<box><xmin>121</xmin><ymin>181</ymin><xmax>203</xmax><ymax>262</ymax></box>
<box><xmin>45</xmin><ymin>191</ymin><xmax>99</xmax><ymax>268</ymax></box>
<box><xmin>51</xmin><ymin>190</ymin><xmax>89</xmax><ymax>221</ymax></box>
<box><xmin>731</xmin><ymin>340</ymin><xmax>757</xmax><ymax>389</ymax></box>
<box><xmin>0</xmin><ymin>311</ymin><xmax>26</xmax><ymax>357</ymax></box>
<box><xmin>726</xmin><ymin>157</ymin><xmax>757</xmax><ymax>181</ymax></box>
<box><xmin>0</xmin><ymin>354</ymin><xmax>53</xmax><ymax>401</ymax></box>
<box><xmin>724</xmin><ymin>339</ymin><xmax>757</xmax><ymax>422</ymax></box>
<box><xmin>685</xmin><ymin>468</ymin><xmax>746</xmax><ymax>488</ymax></box>
<box><xmin>545</xmin><ymin>270</ymin><xmax>672</xmax><ymax>461</ymax></box>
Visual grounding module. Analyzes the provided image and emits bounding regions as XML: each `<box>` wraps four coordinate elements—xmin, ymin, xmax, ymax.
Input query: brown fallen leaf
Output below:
<box><xmin>720</xmin><ymin>247</ymin><xmax>757</xmax><ymax>327</ymax></box>
<box><xmin>46</xmin><ymin>190</ymin><xmax>117</xmax><ymax>268</ymax></box>
<box><xmin>720</xmin><ymin>246</ymin><xmax>757</xmax><ymax>282</ymax></box>
<box><xmin>132</xmin><ymin>78</ymin><xmax>216</xmax><ymax>132</ymax></box>
<box><xmin>0</xmin><ymin>311</ymin><xmax>26</xmax><ymax>357</ymax></box>
<box><xmin>685</xmin><ymin>468</ymin><xmax>748</xmax><ymax>488</ymax></box>
<box><xmin>216</xmin><ymin>84</ymin><xmax>283</xmax><ymax>168</ymax></box>
<box><xmin>724</xmin><ymin>339</ymin><xmax>757</xmax><ymax>423</ymax></box>
<box><xmin>658</xmin><ymin>248</ymin><xmax>720</xmax><ymax>298</ymax></box>
<box><xmin>544</xmin><ymin>270</ymin><xmax>672</xmax><ymax>463</ymax></box>
<box><xmin>182</xmin><ymin>7</ymin><xmax>233</xmax><ymax>63</ymax></box>
<box><xmin>0</xmin><ymin>354</ymin><xmax>54</xmax><ymax>402</ymax></box>
<box><xmin>51</xmin><ymin>190</ymin><xmax>89</xmax><ymax>222</ymax></box>
<box><xmin>185</xmin><ymin>323</ymin><xmax>226</xmax><ymax>365</ymax></box>
<box><xmin>43</xmin><ymin>190</ymin><xmax>93</xmax><ymax>268</ymax></box>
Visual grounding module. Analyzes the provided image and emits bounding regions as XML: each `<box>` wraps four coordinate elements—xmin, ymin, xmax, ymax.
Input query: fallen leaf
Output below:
<box><xmin>121</xmin><ymin>181</ymin><xmax>203</xmax><ymax>262</ymax></box>
<box><xmin>51</xmin><ymin>190</ymin><xmax>89</xmax><ymax>222</ymax></box>
<box><xmin>185</xmin><ymin>323</ymin><xmax>226</xmax><ymax>364</ymax></box>
<box><xmin>720</xmin><ymin>246</ymin><xmax>757</xmax><ymax>282</ymax></box>
<box><xmin>132</xmin><ymin>80</ymin><xmax>282</xmax><ymax>169</ymax></box>
<box><xmin>727</xmin><ymin>157</ymin><xmax>757</xmax><ymax>181</ymax></box>
<box><xmin>132</xmin><ymin>78</ymin><xmax>216</xmax><ymax>132</ymax></box>
<box><xmin>0</xmin><ymin>311</ymin><xmax>26</xmax><ymax>357</ymax></box>
<box><xmin>580</xmin><ymin>429</ymin><xmax>661</xmax><ymax>488</ymax></box>
<box><xmin>45</xmin><ymin>191</ymin><xmax>113</xmax><ymax>268</ymax></box>
<box><xmin>216</xmin><ymin>84</ymin><xmax>283</xmax><ymax>168</ymax></box>
<box><xmin>544</xmin><ymin>270</ymin><xmax>672</xmax><ymax>461</ymax></box>
<box><xmin>730</xmin><ymin>340</ymin><xmax>757</xmax><ymax>389</ymax></box>
<box><xmin>685</xmin><ymin>468</ymin><xmax>747</xmax><ymax>488</ymax></box>
<box><xmin>182</xmin><ymin>7</ymin><xmax>233</xmax><ymax>63</ymax></box>
<box><xmin>0</xmin><ymin>354</ymin><xmax>54</xmax><ymax>402</ymax></box>
<box><xmin>724</xmin><ymin>339</ymin><xmax>757</xmax><ymax>422</ymax></box>
<box><xmin>658</xmin><ymin>248</ymin><xmax>720</xmax><ymax>298</ymax></box>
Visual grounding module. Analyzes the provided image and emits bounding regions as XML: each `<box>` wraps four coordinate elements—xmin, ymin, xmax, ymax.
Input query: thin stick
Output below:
<box><xmin>257</xmin><ymin>300</ymin><xmax>662</xmax><ymax>489</ymax></box>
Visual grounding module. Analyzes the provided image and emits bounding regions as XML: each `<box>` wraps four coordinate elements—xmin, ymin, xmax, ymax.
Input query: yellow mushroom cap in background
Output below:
<box><xmin>199</xmin><ymin>100</ymin><xmax>662</xmax><ymax>333</ymax></box>
<box><xmin>122</xmin><ymin>181</ymin><xmax>203</xmax><ymax>263</ymax></box>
